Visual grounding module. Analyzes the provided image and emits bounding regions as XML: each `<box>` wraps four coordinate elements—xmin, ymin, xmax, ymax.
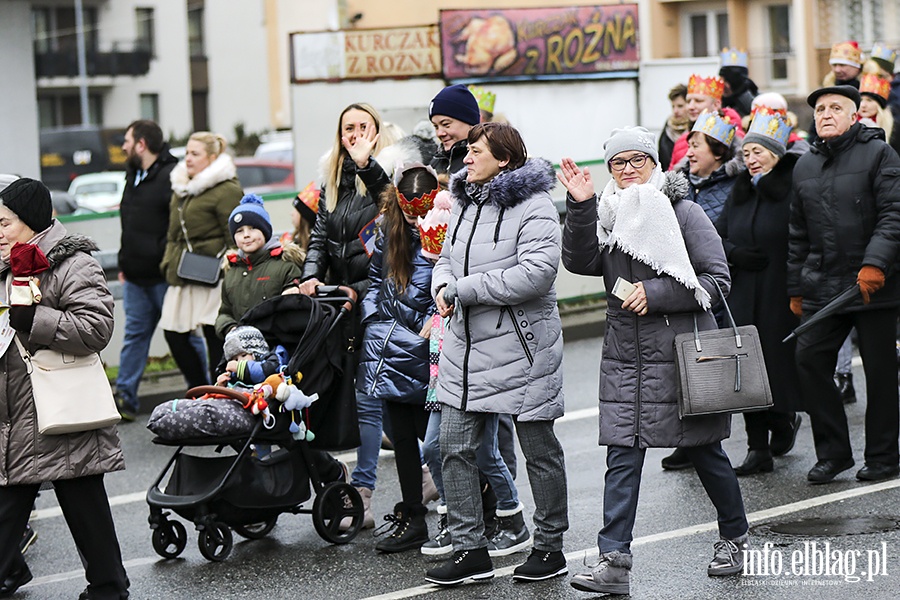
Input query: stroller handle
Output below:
<box><xmin>315</xmin><ymin>285</ymin><xmax>357</xmax><ymax>314</ymax></box>
<box><xmin>185</xmin><ymin>385</ymin><xmax>248</xmax><ymax>402</ymax></box>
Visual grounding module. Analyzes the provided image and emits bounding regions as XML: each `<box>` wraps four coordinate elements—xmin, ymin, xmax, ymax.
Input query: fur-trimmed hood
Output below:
<box><xmin>449</xmin><ymin>157</ymin><xmax>556</xmax><ymax>209</ymax></box>
<box><xmin>46</xmin><ymin>233</ymin><xmax>99</xmax><ymax>266</ymax></box>
<box><xmin>170</xmin><ymin>153</ymin><xmax>237</xmax><ymax>198</ymax></box>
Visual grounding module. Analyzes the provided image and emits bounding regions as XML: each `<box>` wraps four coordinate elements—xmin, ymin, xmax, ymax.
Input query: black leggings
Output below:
<box><xmin>385</xmin><ymin>402</ymin><xmax>429</xmax><ymax>508</ymax></box>
<box><xmin>164</xmin><ymin>325</ymin><xmax>223</xmax><ymax>389</ymax></box>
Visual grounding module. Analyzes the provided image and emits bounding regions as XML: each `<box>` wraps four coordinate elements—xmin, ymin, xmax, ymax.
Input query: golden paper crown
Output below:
<box><xmin>398</xmin><ymin>187</ymin><xmax>439</xmax><ymax>218</ymax></box>
<box><xmin>691</xmin><ymin>110</ymin><xmax>736</xmax><ymax>146</ymax></box>
<box><xmin>296</xmin><ymin>181</ymin><xmax>320</xmax><ymax>214</ymax></box>
<box><xmin>419</xmin><ymin>222</ymin><xmax>448</xmax><ymax>257</ymax></box>
<box><xmin>750</xmin><ymin>104</ymin><xmax>787</xmax><ymax>119</ymax></box>
<box><xmin>719</xmin><ymin>48</ymin><xmax>748</xmax><ymax>68</ymax></box>
<box><xmin>688</xmin><ymin>74</ymin><xmax>725</xmax><ymax>101</ymax></box>
<box><xmin>830</xmin><ymin>41</ymin><xmax>862</xmax><ymax>67</ymax></box>
<box><xmin>468</xmin><ymin>85</ymin><xmax>496</xmax><ymax>114</ymax></box>
<box><xmin>860</xmin><ymin>74</ymin><xmax>890</xmax><ymax>100</ymax></box>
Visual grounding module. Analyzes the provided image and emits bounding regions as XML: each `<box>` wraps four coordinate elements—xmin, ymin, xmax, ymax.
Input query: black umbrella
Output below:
<box><xmin>782</xmin><ymin>284</ymin><xmax>860</xmax><ymax>343</ymax></box>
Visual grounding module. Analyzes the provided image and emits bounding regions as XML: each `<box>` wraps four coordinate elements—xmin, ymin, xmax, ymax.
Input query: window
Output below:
<box><xmin>188</xmin><ymin>6</ymin><xmax>205</xmax><ymax>57</ymax></box>
<box><xmin>32</xmin><ymin>8</ymin><xmax>51</xmax><ymax>54</ymax></box>
<box><xmin>31</xmin><ymin>6</ymin><xmax>98</xmax><ymax>53</ymax></box>
<box><xmin>767</xmin><ymin>5</ymin><xmax>792</xmax><ymax>81</ymax></box>
<box><xmin>683</xmin><ymin>11</ymin><xmax>729</xmax><ymax>57</ymax></box>
<box><xmin>140</xmin><ymin>93</ymin><xmax>159</xmax><ymax>122</ymax></box>
<box><xmin>136</xmin><ymin>7</ymin><xmax>155</xmax><ymax>55</ymax></box>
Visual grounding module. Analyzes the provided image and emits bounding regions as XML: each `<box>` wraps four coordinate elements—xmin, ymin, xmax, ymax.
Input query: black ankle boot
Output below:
<box><xmin>0</xmin><ymin>561</ymin><xmax>33</xmax><ymax>598</ymax></box>
<box><xmin>661</xmin><ymin>447</ymin><xmax>692</xmax><ymax>470</ymax></box>
<box><xmin>835</xmin><ymin>373</ymin><xmax>857</xmax><ymax>404</ymax></box>
<box><xmin>733</xmin><ymin>450</ymin><xmax>774</xmax><ymax>476</ymax></box>
<box><xmin>375</xmin><ymin>503</ymin><xmax>429</xmax><ymax>553</ymax></box>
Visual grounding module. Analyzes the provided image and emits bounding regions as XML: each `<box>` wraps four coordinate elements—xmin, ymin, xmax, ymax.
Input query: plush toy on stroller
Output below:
<box><xmin>145</xmin><ymin>289</ymin><xmax>363</xmax><ymax>562</ymax></box>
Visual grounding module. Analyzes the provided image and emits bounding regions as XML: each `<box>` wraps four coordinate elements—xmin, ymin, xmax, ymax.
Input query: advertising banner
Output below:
<box><xmin>291</xmin><ymin>25</ymin><xmax>442</xmax><ymax>82</ymax></box>
<box><xmin>439</xmin><ymin>5</ymin><xmax>639</xmax><ymax>81</ymax></box>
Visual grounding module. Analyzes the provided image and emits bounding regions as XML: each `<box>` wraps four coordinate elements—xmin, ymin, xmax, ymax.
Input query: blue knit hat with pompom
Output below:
<box><xmin>229</xmin><ymin>194</ymin><xmax>272</xmax><ymax>241</ymax></box>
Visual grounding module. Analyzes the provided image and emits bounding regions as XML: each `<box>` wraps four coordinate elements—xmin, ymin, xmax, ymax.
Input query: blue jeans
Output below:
<box><xmin>351</xmin><ymin>392</ymin><xmax>384</xmax><ymax>490</ymax></box>
<box><xmin>424</xmin><ymin>410</ymin><xmax>519</xmax><ymax>511</ymax></box>
<box><xmin>115</xmin><ymin>281</ymin><xmax>168</xmax><ymax>412</ymax></box>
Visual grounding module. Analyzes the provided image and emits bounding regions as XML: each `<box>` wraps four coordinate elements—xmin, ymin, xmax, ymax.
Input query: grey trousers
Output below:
<box><xmin>441</xmin><ymin>404</ymin><xmax>569</xmax><ymax>551</ymax></box>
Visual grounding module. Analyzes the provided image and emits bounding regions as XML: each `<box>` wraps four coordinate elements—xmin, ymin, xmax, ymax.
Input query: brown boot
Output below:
<box><xmin>340</xmin><ymin>486</ymin><xmax>374</xmax><ymax>531</ymax></box>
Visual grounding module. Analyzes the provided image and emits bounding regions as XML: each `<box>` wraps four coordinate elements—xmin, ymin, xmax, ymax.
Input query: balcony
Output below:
<box><xmin>35</xmin><ymin>47</ymin><xmax>151</xmax><ymax>79</ymax></box>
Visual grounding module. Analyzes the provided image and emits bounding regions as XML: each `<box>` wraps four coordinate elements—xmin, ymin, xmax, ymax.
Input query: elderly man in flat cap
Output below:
<box><xmin>789</xmin><ymin>85</ymin><xmax>900</xmax><ymax>484</ymax></box>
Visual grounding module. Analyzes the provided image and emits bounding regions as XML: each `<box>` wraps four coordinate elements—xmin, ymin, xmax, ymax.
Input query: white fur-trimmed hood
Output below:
<box><xmin>170</xmin><ymin>153</ymin><xmax>237</xmax><ymax>198</ymax></box>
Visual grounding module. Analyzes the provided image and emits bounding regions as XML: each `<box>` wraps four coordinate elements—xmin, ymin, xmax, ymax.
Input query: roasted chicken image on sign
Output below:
<box><xmin>453</xmin><ymin>16</ymin><xmax>517</xmax><ymax>75</ymax></box>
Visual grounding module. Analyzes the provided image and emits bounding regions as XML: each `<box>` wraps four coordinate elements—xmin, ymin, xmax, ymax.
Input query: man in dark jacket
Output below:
<box><xmin>115</xmin><ymin>119</ymin><xmax>178</xmax><ymax>420</ymax></box>
<box><xmin>789</xmin><ymin>85</ymin><xmax>900</xmax><ymax>484</ymax></box>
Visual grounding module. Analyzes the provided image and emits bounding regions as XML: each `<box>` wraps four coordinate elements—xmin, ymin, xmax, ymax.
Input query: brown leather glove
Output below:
<box><xmin>790</xmin><ymin>296</ymin><xmax>803</xmax><ymax>317</ymax></box>
<box><xmin>857</xmin><ymin>265</ymin><xmax>885</xmax><ymax>304</ymax></box>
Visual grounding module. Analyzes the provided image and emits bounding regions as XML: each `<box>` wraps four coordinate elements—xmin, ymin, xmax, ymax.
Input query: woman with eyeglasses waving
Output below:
<box><xmin>559</xmin><ymin>126</ymin><xmax>749</xmax><ymax>595</ymax></box>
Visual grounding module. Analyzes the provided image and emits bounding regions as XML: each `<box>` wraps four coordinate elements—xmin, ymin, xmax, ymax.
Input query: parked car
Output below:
<box><xmin>234</xmin><ymin>158</ymin><xmax>296</xmax><ymax>195</ymax></box>
<box><xmin>40</xmin><ymin>126</ymin><xmax>126</xmax><ymax>191</ymax></box>
<box><xmin>254</xmin><ymin>131</ymin><xmax>294</xmax><ymax>162</ymax></box>
<box><xmin>50</xmin><ymin>189</ymin><xmax>79</xmax><ymax>216</ymax></box>
<box><xmin>67</xmin><ymin>171</ymin><xmax>127</xmax><ymax>213</ymax></box>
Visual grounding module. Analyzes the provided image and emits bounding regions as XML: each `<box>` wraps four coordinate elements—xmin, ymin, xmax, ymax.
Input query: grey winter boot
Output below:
<box><xmin>708</xmin><ymin>532</ymin><xmax>749</xmax><ymax>576</ymax></box>
<box><xmin>486</xmin><ymin>502</ymin><xmax>532</xmax><ymax>557</ymax></box>
<box><xmin>570</xmin><ymin>551</ymin><xmax>633</xmax><ymax>594</ymax></box>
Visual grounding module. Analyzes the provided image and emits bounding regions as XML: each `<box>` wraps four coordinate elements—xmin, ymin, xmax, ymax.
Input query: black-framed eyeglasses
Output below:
<box><xmin>609</xmin><ymin>154</ymin><xmax>651</xmax><ymax>172</ymax></box>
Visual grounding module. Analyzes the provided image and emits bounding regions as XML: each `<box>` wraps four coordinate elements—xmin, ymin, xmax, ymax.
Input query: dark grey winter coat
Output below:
<box><xmin>0</xmin><ymin>221</ymin><xmax>124</xmax><ymax>486</ymax></box>
<box><xmin>431</xmin><ymin>158</ymin><xmax>564</xmax><ymax>422</ymax></box>
<box><xmin>562</xmin><ymin>171</ymin><xmax>731</xmax><ymax>448</ymax></box>
<box><xmin>789</xmin><ymin>122</ymin><xmax>900</xmax><ymax>311</ymax></box>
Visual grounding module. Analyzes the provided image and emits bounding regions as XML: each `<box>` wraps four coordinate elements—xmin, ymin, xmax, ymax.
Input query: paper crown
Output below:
<box><xmin>418</xmin><ymin>190</ymin><xmax>452</xmax><ymax>260</ymax></box>
<box><xmin>720</xmin><ymin>48</ymin><xmax>748</xmax><ymax>69</ymax></box>
<box><xmin>393</xmin><ymin>162</ymin><xmax>440</xmax><ymax>217</ymax></box>
<box><xmin>746</xmin><ymin>113</ymin><xmax>791</xmax><ymax>148</ymax></box>
<box><xmin>870</xmin><ymin>43</ymin><xmax>897</xmax><ymax>73</ymax></box>
<box><xmin>292</xmin><ymin>181</ymin><xmax>320</xmax><ymax>225</ymax></box>
<box><xmin>750</xmin><ymin>104</ymin><xmax>787</xmax><ymax>119</ymax></box>
<box><xmin>468</xmin><ymin>85</ymin><xmax>496</xmax><ymax>114</ymax></box>
<box><xmin>860</xmin><ymin>73</ymin><xmax>891</xmax><ymax>101</ymax></box>
<box><xmin>688</xmin><ymin>74</ymin><xmax>725</xmax><ymax>101</ymax></box>
<box><xmin>830</xmin><ymin>41</ymin><xmax>862</xmax><ymax>67</ymax></box>
<box><xmin>691</xmin><ymin>111</ymin><xmax>736</xmax><ymax>146</ymax></box>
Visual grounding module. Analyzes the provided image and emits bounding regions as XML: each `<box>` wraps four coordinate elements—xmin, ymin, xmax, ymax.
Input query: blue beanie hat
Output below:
<box><xmin>429</xmin><ymin>84</ymin><xmax>480</xmax><ymax>126</ymax></box>
<box><xmin>229</xmin><ymin>194</ymin><xmax>272</xmax><ymax>241</ymax></box>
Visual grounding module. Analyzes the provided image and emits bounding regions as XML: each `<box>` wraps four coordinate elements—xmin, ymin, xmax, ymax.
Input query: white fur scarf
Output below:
<box><xmin>170</xmin><ymin>153</ymin><xmax>237</xmax><ymax>198</ymax></box>
<box><xmin>596</xmin><ymin>167</ymin><xmax>711</xmax><ymax>309</ymax></box>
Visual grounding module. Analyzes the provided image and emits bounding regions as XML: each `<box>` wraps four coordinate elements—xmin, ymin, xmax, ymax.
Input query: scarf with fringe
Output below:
<box><xmin>596</xmin><ymin>167</ymin><xmax>711</xmax><ymax>309</ymax></box>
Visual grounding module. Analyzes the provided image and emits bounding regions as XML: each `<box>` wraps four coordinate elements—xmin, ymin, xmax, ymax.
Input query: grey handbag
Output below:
<box><xmin>175</xmin><ymin>197</ymin><xmax>224</xmax><ymax>286</ymax></box>
<box><xmin>673</xmin><ymin>276</ymin><xmax>773</xmax><ymax>418</ymax></box>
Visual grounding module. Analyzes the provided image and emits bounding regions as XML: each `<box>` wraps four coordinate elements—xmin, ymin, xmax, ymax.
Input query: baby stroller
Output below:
<box><xmin>146</xmin><ymin>287</ymin><xmax>364</xmax><ymax>562</ymax></box>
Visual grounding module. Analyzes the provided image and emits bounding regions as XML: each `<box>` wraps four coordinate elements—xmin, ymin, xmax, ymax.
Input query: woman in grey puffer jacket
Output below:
<box><xmin>0</xmin><ymin>178</ymin><xmax>128</xmax><ymax>599</ymax></box>
<box><xmin>559</xmin><ymin>127</ymin><xmax>749</xmax><ymax>595</ymax></box>
<box><xmin>424</xmin><ymin>123</ymin><xmax>569</xmax><ymax>586</ymax></box>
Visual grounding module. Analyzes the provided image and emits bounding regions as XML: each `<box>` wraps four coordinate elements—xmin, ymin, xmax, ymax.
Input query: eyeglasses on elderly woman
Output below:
<box><xmin>608</xmin><ymin>153</ymin><xmax>651</xmax><ymax>172</ymax></box>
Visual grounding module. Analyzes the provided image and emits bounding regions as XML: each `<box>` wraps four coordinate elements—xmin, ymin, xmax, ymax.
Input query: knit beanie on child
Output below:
<box><xmin>229</xmin><ymin>194</ymin><xmax>273</xmax><ymax>241</ymax></box>
<box><xmin>0</xmin><ymin>177</ymin><xmax>53</xmax><ymax>232</ymax></box>
<box><xmin>223</xmin><ymin>325</ymin><xmax>270</xmax><ymax>361</ymax></box>
<box><xmin>429</xmin><ymin>85</ymin><xmax>481</xmax><ymax>126</ymax></box>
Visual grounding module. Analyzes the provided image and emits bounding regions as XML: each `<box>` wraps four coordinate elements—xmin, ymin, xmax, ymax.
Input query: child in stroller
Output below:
<box><xmin>147</xmin><ymin>291</ymin><xmax>364</xmax><ymax>562</ymax></box>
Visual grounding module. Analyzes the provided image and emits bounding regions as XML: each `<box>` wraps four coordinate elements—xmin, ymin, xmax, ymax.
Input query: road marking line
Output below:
<box><xmin>358</xmin><ymin>477</ymin><xmax>900</xmax><ymax>600</ymax></box>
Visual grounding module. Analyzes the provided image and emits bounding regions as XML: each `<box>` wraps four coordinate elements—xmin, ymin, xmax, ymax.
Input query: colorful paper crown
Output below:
<box><xmin>746</xmin><ymin>113</ymin><xmax>791</xmax><ymax>148</ymax></box>
<box><xmin>830</xmin><ymin>41</ymin><xmax>862</xmax><ymax>68</ymax></box>
<box><xmin>870</xmin><ymin>43</ymin><xmax>897</xmax><ymax>73</ymax></box>
<box><xmin>691</xmin><ymin>111</ymin><xmax>736</xmax><ymax>146</ymax></box>
<box><xmin>720</xmin><ymin>48</ymin><xmax>748</xmax><ymax>69</ymax></box>
<box><xmin>750</xmin><ymin>104</ymin><xmax>787</xmax><ymax>119</ymax></box>
<box><xmin>468</xmin><ymin>85</ymin><xmax>496</xmax><ymax>114</ymax></box>
<box><xmin>860</xmin><ymin>73</ymin><xmax>891</xmax><ymax>101</ymax></box>
<box><xmin>688</xmin><ymin>74</ymin><xmax>725</xmax><ymax>101</ymax></box>
<box><xmin>750</xmin><ymin>92</ymin><xmax>788</xmax><ymax>119</ymax></box>
<box><xmin>419</xmin><ymin>221</ymin><xmax>448</xmax><ymax>257</ymax></box>
<box><xmin>398</xmin><ymin>187</ymin><xmax>438</xmax><ymax>217</ymax></box>
<box><xmin>292</xmin><ymin>181</ymin><xmax>320</xmax><ymax>225</ymax></box>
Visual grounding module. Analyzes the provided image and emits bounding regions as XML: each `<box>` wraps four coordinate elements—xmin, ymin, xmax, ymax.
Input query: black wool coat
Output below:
<box><xmin>717</xmin><ymin>154</ymin><xmax>803</xmax><ymax>412</ymax></box>
<box><xmin>789</xmin><ymin>123</ymin><xmax>900</xmax><ymax>311</ymax></box>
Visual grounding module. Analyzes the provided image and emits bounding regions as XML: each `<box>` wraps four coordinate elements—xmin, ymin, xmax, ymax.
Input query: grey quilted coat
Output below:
<box><xmin>562</xmin><ymin>172</ymin><xmax>732</xmax><ymax>448</ymax></box>
<box><xmin>0</xmin><ymin>221</ymin><xmax>124</xmax><ymax>486</ymax></box>
<box><xmin>431</xmin><ymin>158</ymin><xmax>564</xmax><ymax>422</ymax></box>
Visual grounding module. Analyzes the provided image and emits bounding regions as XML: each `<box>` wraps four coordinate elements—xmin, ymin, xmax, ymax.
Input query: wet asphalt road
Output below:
<box><xmin>15</xmin><ymin>335</ymin><xmax>900</xmax><ymax>600</ymax></box>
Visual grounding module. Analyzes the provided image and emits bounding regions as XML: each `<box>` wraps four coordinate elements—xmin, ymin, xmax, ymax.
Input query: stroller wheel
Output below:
<box><xmin>152</xmin><ymin>520</ymin><xmax>187</xmax><ymax>559</ymax></box>
<box><xmin>197</xmin><ymin>521</ymin><xmax>233</xmax><ymax>562</ymax></box>
<box><xmin>313</xmin><ymin>482</ymin><xmax>363</xmax><ymax>544</ymax></box>
<box><xmin>233</xmin><ymin>517</ymin><xmax>278</xmax><ymax>540</ymax></box>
